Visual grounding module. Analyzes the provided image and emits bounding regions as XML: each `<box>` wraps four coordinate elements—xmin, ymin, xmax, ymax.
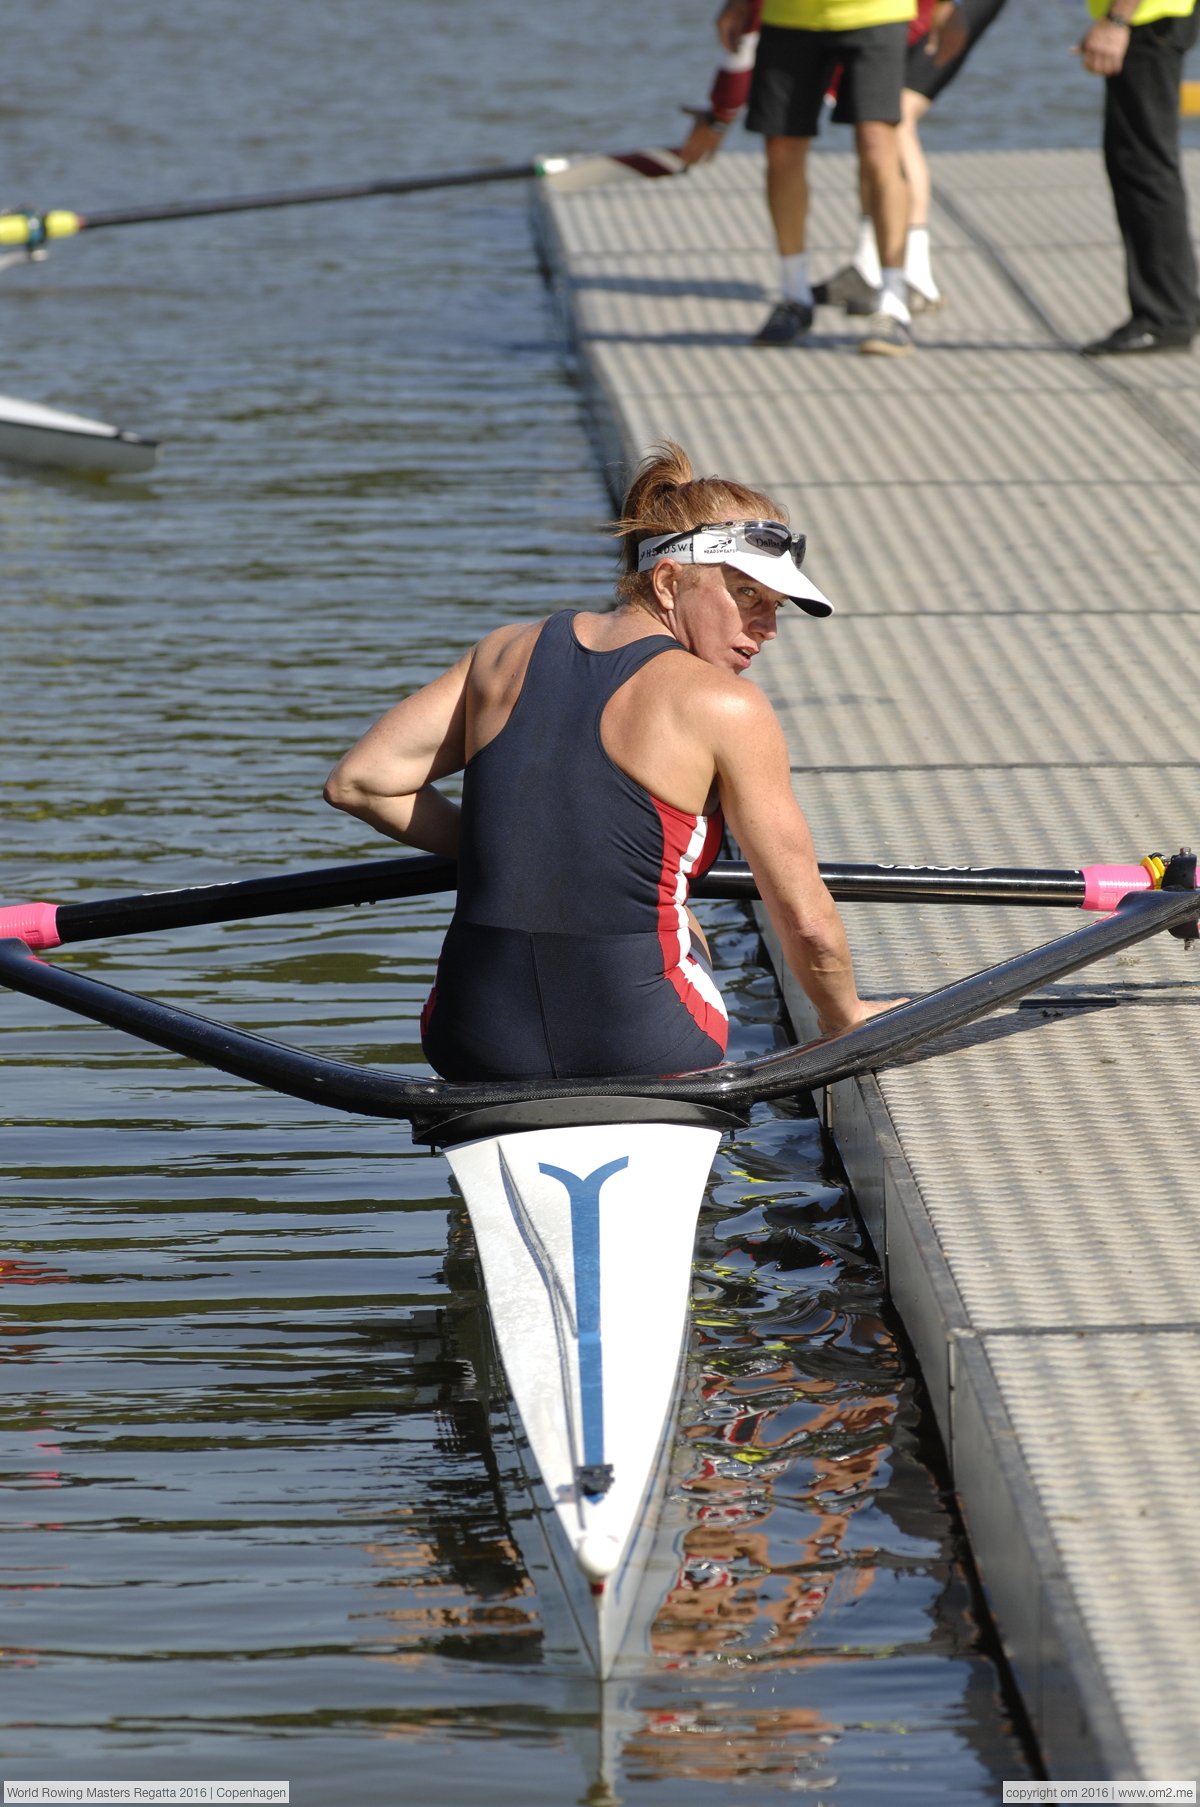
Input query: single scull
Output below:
<box><xmin>0</xmin><ymin>392</ymin><xmax>160</xmax><ymax>477</ymax></box>
<box><xmin>0</xmin><ymin>848</ymin><xmax>1195</xmax><ymax>1673</ymax></box>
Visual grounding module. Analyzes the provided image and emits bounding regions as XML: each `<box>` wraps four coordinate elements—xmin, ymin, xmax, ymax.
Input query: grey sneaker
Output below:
<box><xmin>907</xmin><ymin>284</ymin><xmax>944</xmax><ymax>315</ymax></box>
<box><xmin>753</xmin><ymin>299</ymin><xmax>814</xmax><ymax>346</ymax></box>
<box><xmin>811</xmin><ymin>263</ymin><xmax>879</xmax><ymax>315</ymax></box>
<box><xmin>860</xmin><ymin>311</ymin><xmax>914</xmax><ymax>357</ymax></box>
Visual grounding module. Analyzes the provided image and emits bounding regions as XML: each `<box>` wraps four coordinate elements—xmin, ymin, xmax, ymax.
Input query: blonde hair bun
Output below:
<box><xmin>611</xmin><ymin>440</ymin><xmax>788</xmax><ymax>607</ymax></box>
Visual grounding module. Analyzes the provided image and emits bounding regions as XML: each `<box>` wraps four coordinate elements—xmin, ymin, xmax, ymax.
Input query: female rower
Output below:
<box><xmin>324</xmin><ymin>442</ymin><xmax>900</xmax><ymax>1081</ymax></box>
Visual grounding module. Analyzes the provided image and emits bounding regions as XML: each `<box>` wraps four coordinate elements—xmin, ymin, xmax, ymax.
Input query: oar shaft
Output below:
<box><xmin>693</xmin><ymin>860</ymin><xmax>1089</xmax><ymax>906</ymax></box>
<box><xmin>0</xmin><ymin>855</ymin><xmax>1151</xmax><ymax>952</ymax></box>
<box><xmin>52</xmin><ymin>853</ymin><xmax>457</xmax><ymax>944</ymax></box>
<box><xmin>77</xmin><ymin>162</ymin><xmax>539</xmax><ymax>230</ymax></box>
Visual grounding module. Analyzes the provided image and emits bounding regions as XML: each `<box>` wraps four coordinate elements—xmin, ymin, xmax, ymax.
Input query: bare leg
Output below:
<box><xmin>897</xmin><ymin>89</ymin><xmax>941</xmax><ymax>303</ymax></box>
<box><xmin>852</xmin><ymin>165</ymin><xmax>882</xmax><ymax>283</ymax></box>
<box><xmin>765</xmin><ymin>134</ymin><xmax>812</xmax><ymax>254</ymax></box>
<box><xmin>755</xmin><ymin>134</ymin><xmax>816</xmax><ymax>338</ymax></box>
<box><xmin>854</xmin><ymin>119</ymin><xmax>907</xmax><ymax>269</ymax></box>
<box><xmin>813</xmin><ymin>165</ymin><xmax>878</xmax><ymax>302</ymax></box>
<box><xmin>855</xmin><ymin>116</ymin><xmax>916</xmax><ymax>347</ymax></box>
<box><xmin>897</xmin><ymin>89</ymin><xmax>932</xmax><ymax>226</ymax></box>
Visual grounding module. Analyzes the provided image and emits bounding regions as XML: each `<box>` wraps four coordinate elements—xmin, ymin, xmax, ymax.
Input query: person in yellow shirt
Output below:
<box><xmin>719</xmin><ymin>0</ymin><xmax>919</xmax><ymax>356</ymax></box>
<box><xmin>1076</xmin><ymin>0</ymin><xmax>1199</xmax><ymax>352</ymax></box>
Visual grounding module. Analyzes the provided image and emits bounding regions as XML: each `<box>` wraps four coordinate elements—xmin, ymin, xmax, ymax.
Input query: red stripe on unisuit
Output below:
<box><xmin>420</xmin><ymin>983</ymin><xmax>438</xmax><ymax>1040</ymax></box>
<box><xmin>653</xmin><ymin>799</ymin><xmax>729</xmax><ymax>1051</ymax></box>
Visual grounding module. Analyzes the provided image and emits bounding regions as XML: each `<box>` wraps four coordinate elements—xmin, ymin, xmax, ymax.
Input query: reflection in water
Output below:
<box><xmin>658</xmin><ymin>1189</ymin><xmax>897</xmax><ymax>1669</ymax></box>
<box><xmin>351</xmin><ymin>1278</ymin><xmax>541</xmax><ymax>1670</ymax></box>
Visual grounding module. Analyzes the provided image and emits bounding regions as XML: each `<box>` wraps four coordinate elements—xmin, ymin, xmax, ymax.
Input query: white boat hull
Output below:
<box><xmin>446</xmin><ymin>1119</ymin><xmax>720</xmax><ymax>1676</ymax></box>
<box><xmin>540</xmin><ymin>149</ymin><xmax>688</xmax><ymax>194</ymax></box>
<box><xmin>0</xmin><ymin>393</ymin><xmax>160</xmax><ymax>476</ymax></box>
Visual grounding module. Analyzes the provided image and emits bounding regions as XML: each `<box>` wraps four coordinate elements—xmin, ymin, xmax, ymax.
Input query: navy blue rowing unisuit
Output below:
<box><xmin>421</xmin><ymin>610</ymin><xmax>728</xmax><ymax>1081</ymax></box>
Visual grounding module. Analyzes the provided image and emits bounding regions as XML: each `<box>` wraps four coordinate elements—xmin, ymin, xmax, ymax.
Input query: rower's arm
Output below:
<box><xmin>323</xmin><ymin>653</ymin><xmax>471</xmax><ymax>858</ymax></box>
<box><xmin>711</xmin><ymin>684</ymin><xmax>902</xmax><ymax>1035</ymax></box>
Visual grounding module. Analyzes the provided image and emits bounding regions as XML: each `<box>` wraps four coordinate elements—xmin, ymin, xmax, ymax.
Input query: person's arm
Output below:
<box><xmin>680</xmin><ymin>0</ymin><xmax>761</xmax><ymax>163</ymax></box>
<box><xmin>323</xmin><ymin>651</ymin><xmax>472</xmax><ymax>857</ymax></box>
<box><xmin>709</xmin><ymin>683</ymin><xmax>904</xmax><ymax>1035</ymax></box>
<box><xmin>930</xmin><ymin>0</ymin><xmax>1008</xmax><ymax>65</ymax></box>
<box><xmin>928</xmin><ymin>0</ymin><xmax>967</xmax><ymax>64</ymax></box>
<box><xmin>717</xmin><ymin>0</ymin><xmax>754</xmax><ymax>55</ymax></box>
<box><xmin>677</xmin><ymin>114</ymin><xmax>729</xmax><ymax>167</ymax></box>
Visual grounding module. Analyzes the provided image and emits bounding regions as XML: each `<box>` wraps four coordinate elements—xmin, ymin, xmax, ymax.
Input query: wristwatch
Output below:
<box><xmin>1104</xmin><ymin>6</ymin><xmax>1134</xmax><ymax>22</ymax></box>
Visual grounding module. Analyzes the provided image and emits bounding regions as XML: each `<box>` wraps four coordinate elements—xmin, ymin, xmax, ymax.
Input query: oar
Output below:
<box><xmin>1</xmin><ymin>883</ymin><xmax>1195</xmax><ymax>1143</ymax></box>
<box><xmin>0</xmin><ymin>147</ymin><xmax>688</xmax><ymax>253</ymax></box>
<box><xmin>0</xmin><ymin>851</ymin><xmax>1172</xmax><ymax>951</ymax></box>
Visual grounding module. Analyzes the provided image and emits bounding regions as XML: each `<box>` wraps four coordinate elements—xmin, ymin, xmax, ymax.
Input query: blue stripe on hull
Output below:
<box><xmin>538</xmin><ymin>1157</ymin><xmax>628</xmax><ymax>1471</ymax></box>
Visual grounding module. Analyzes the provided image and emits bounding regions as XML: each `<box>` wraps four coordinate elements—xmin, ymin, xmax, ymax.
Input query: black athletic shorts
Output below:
<box><xmin>747</xmin><ymin>19</ymin><xmax>909</xmax><ymax>136</ymax></box>
<box><xmin>902</xmin><ymin>0</ymin><xmax>1007</xmax><ymax>100</ymax></box>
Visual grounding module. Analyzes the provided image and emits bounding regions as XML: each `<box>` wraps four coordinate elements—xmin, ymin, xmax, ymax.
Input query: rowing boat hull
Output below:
<box><xmin>0</xmin><ymin>393</ymin><xmax>160</xmax><ymax>476</ymax></box>
<box><xmin>539</xmin><ymin>148</ymin><xmax>688</xmax><ymax>194</ymax></box>
<box><xmin>445</xmin><ymin>1119</ymin><xmax>719</xmax><ymax>1676</ymax></box>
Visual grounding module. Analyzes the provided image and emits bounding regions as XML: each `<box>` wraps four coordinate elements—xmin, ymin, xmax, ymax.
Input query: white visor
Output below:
<box><xmin>636</xmin><ymin>524</ymin><xmax>833</xmax><ymax>617</ymax></box>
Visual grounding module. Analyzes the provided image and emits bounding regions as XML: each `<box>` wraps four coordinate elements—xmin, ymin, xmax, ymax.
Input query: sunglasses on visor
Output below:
<box><xmin>636</xmin><ymin>519</ymin><xmax>808</xmax><ymax>572</ymax></box>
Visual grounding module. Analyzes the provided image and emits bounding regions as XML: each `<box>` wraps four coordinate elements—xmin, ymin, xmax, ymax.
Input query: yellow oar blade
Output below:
<box><xmin>44</xmin><ymin>210</ymin><xmax>82</xmax><ymax>239</ymax></box>
<box><xmin>0</xmin><ymin>209</ymin><xmax>81</xmax><ymax>246</ymax></box>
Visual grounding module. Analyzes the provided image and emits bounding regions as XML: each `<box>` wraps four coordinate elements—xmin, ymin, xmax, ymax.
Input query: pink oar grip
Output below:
<box><xmin>0</xmin><ymin>902</ymin><xmax>61</xmax><ymax>949</ymax></box>
<box><xmin>1080</xmin><ymin>864</ymin><xmax>1153</xmax><ymax>912</ymax></box>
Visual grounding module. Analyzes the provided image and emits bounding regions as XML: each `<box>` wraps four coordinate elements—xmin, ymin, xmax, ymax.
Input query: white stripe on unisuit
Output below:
<box><xmin>671</xmin><ymin>814</ymin><xmax>711</xmax><ymax>965</ymax></box>
<box><xmin>681</xmin><ymin>951</ymin><xmax>728</xmax><ymax>1024</ymax></box>
<box><xmin>672</xmin><ymin>816</ymin><xmax>729</xmax><ymax>1026</ymax></box>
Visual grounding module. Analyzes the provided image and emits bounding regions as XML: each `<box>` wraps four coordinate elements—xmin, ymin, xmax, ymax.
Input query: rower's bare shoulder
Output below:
<box><xmin>665</xmin><ymin>655</ymin><xmax>777</xmax><ymax>725</ymax></box>
<box><xmin>469</xmin><ymin>617</ymin><xmax>548</xmax><ymax>683</ymax></box>
<box><xmin>474</xmin><ymin>617</ymin><xmax>545</xmax><ymax>661</ymax></box>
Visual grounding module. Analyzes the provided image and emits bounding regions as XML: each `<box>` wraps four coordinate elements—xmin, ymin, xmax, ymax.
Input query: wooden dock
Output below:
<box><xmin>539</xmin><ymin>147</ymin><xmax>1200</xmax><ymax>1779</ymax></box>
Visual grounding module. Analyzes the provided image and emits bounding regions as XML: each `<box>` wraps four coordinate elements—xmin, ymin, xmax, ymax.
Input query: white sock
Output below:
<box><xmin>879</xmin><ymin>267</ymin><xmax>911</xmax><ymax>325</ymax></box>
<box><xmin>851</xmin><ymin>215</ymin><xmax>881</xmax><ymax>289</ymax></box>
<box><xmin>904</xmin><ymin>226</ymin><xmax>939</xmax><ymax>301</ymax></box>
<box><xmin>781</xmin><ymin>252</ymin><xmax>811</xmax><ymax>306</ymax></box>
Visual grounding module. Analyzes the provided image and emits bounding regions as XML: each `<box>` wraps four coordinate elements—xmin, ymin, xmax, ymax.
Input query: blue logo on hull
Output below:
<box><xmin>538</xmin><ymin>1157</ymin><xmax>629</xmax><ymax>1484</ymax></box>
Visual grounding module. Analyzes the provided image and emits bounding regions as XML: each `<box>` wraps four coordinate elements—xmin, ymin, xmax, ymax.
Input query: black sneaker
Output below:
<box><xmin>859</xmin><ymin>311</ymin><xmax>914</xmax><ymax>357</ymax></box>
<box><xmin>1083</xmin><ymin>317</ymin><xmax>1193</xmax><ymax>355</ymax></box>
<box><xmin>753</xmin><ymin>299</ymin><xmax>814</xmax><ymax>346</ymax></box>
<box><xmin>811</xmin><ymin>263</ymin><xmax>879</xmax><ymax>315</ymax></box>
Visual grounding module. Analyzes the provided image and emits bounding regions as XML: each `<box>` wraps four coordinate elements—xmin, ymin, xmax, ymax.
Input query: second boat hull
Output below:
<box><xmin>0</xmin><ymin>394</ymin><xmax>160</xmax><ymax>476</ymax></box>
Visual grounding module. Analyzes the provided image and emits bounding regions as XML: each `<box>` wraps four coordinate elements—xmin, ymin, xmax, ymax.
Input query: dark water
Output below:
<box><xmin>0</xmin><ymin>0</ymin><xmax>1101</xmax><ymax>1798</ymax></box>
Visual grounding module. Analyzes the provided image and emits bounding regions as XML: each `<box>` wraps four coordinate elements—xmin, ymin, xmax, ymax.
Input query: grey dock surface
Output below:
<box><xmin>539</xmin><ymin>148</ymin><xmax>1200</xmax><ymax>1777</ymax></box>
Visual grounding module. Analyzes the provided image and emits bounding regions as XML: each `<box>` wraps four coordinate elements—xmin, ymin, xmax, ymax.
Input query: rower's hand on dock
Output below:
<box><xmin>717</xmin><ymin>0</ymin><xmax>753</xmax><ymax>54</ymax></box>
<box><xmin>816</xmin><ymin>997</ymin><xmax>909</xmax><ymax>1041</ymax></box>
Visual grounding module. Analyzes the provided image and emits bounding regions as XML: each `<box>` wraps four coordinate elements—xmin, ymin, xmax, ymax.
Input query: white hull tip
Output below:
<box><xmin>0</xmin><ymin>394</ymin><xmax>161</xmax><ymax>477</ymax></box>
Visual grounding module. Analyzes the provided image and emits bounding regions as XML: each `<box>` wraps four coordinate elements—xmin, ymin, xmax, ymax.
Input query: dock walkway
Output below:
<box><xmin>539</xmin><ymin>147</ymin><xmax>1200</xmax><ymax>1778</ymax></box>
